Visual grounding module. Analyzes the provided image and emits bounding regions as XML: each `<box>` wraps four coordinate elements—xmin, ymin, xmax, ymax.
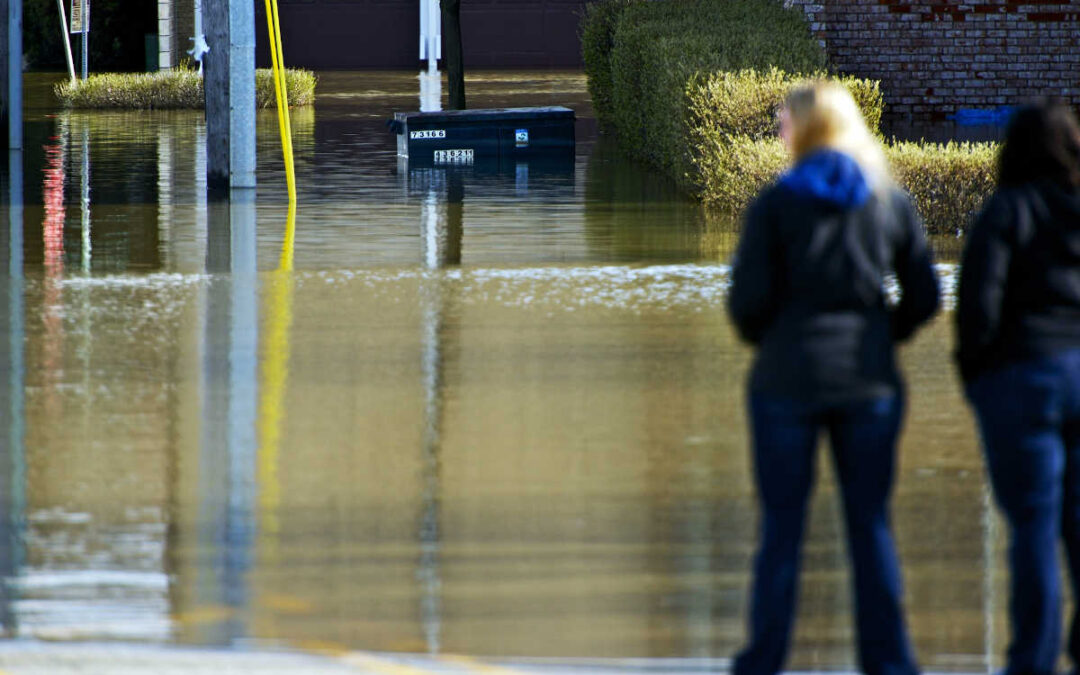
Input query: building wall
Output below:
<box><xmin>244</xmin><ymin>0</ymin><xmax>590</xmax><ymax>70</ymax></box>
<box><xmin>784</xmin><ymin>0</ymin><xmax>1080</xmax><ymax>120</ymax></box>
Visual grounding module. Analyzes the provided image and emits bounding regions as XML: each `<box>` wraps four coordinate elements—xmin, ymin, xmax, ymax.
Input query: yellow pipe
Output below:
<box><xmin>271</xmin><ymin>1</ymin><xmax>295</xmax><ymax>201</ymax></box>
<box><xmin>263</xmin><ymin>0</ymin><xmax>296</xmax><ymax>203</ymax></box>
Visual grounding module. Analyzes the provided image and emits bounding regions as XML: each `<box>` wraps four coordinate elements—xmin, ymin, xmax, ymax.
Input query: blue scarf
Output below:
<box><xmin>779</xmin><ymin>149</ymin><xmax>871</xmax><ymax>209</ymax></box>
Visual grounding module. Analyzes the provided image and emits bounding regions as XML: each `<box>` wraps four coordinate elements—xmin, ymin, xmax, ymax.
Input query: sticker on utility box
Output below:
<box><xmin>433</xmin><ymin>149</ymin><xmax>474</xmax><ymax>165</ymax></box>
<box><xmin>411</xmin><ymin>129</ymin><xmax>446</xmax><ymax>140</ymax></box>
<box><xmin>515</xmin><ymin>129</ymin><xmax>530</xmax><ymax>148</ymax></box>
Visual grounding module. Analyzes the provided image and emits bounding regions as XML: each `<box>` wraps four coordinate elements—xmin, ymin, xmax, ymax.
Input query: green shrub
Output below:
<box><xmin>55</xmin><ymin>68</ymin><xmax>317</xmax><ymax>109</ymax></box>
<box><xmin>582</xmin><ymin>0</ymin><xmax>826</xmax><ymax>188</ymax></box>
<box><xmin>582</xmin><ymin>0</ymin><xmax>999</xmax><ymax>234</ymax></box>
<box><xmin>685</xmin><ymin>68</ymin><xmax>881</xmax><ymax>203</ymax></box>
<box><xmin>889</xmin><ymin>140</ymin><xmax>998</xmax><ymax>235</ymax></box>
<box><xmin>696</xmin><ymin>136</ymin><xmax>788</xmax><ymax>216</ymax></box>
<box><xmin>258</xmin><ymin>68</ymin><xmax>317</xmax><ymax>109</ymax></box>
<box><xmin>687</xmin><ymin>69</ymin><xmax>882</xmax><ymax>143</ymax></box>
<box><xmin>694</xmin><ymin>134</ymin><xmax>997</xmax><ymax>236</ymax></box>
<box><xmin>581</xmin><ymin>0</ymin><xmax>641</xmax><ymax>131</ymax></box>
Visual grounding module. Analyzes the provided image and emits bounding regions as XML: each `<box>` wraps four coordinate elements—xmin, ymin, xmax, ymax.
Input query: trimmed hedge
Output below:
<box><xmin>580</xmin><ymin>0</ymin><xmax>638</xmax><ymax>132</ymax></box>
<box><xmin>587</xmin><ymin>0</ymin><xmax>826</xmax><ymax>185</ymax></box>
<box><xmin>581</xmin><ymin>0</ymin><xmax>998</xmax><ymax>236</ymax></box>
<box><xmin>889</xmin><ymin>141</ymin><xmax>998</xmax><ymax>235</ymax></box>
<box><xmin>55</xmin><ymin>68</ymin><xmax>317</xmax><ymax>110</ymax></box>
<box><xmin>694</xmin><ymin>136</ymin><xmax>997</xmax><ymax>235</ymax></box>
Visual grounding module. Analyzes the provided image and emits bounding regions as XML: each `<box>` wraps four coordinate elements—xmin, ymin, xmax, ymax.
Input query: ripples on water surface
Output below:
<box><xmin>0</xmin><ymin>70</ymin><xmax>1005</xmax><ymax>670</ymax></box>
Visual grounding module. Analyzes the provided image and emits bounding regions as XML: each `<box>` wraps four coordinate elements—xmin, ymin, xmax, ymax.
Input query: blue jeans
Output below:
<box><xmin>967</xmin><ymin>349</ymin><xmax>1080</xmax><ymax>675</ymax></box>
<box><xmin>733</xmin><ymin>391</ymin><xmax>918</xmax><ymax>675</ymax></box>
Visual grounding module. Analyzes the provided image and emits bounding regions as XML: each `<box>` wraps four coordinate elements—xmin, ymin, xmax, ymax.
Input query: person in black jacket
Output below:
<box><xmin>957</xmin><ymin>102</ymin><xmax>1080</xmax><ymax>675</ymax></box>
<box><xmin>728</xmin><ymin>81</ymin><xmax>939</xmax><ymax>675</ymax></box>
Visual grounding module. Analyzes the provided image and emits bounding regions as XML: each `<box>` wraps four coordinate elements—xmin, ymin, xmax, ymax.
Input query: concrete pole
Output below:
<box><xmin>0</xmin><ymin>0</ymin><xmax>22</xmax><ymax>150</ymax></box>
<box><xmin>204</xmin><ymin>0</ymin><xmax>255</xmax><ymax>194</ymax></box>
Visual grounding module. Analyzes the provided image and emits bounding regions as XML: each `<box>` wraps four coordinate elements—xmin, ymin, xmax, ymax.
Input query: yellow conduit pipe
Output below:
<box><xmin>264</xmin><ymin>0</ymin><xmax>296</xmax><ymax>203</ymax></box>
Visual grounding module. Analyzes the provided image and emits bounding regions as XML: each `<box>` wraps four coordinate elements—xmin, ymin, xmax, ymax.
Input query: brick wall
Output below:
<box><xmin>784</xmin><ymin>0</ymin><xmax>1080</xmax><ymax>120</ymax></box>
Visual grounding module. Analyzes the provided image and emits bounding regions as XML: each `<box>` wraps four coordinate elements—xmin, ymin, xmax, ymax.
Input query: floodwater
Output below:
<box><xmin>0</xmin><ymin>70</ymin><xmax>1007</xmax><ymax>671</ymax></box>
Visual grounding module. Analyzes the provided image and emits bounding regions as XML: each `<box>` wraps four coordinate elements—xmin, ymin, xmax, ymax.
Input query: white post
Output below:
<box><xmin>55</xmin><ymin>0</ymin><xmax>76</xmax><ymax>82</ymax></box>
<box><xmin>157</xmin><ymin>0</ymin><xmax>172</xmax><ymax>70</ymax></box>
<box><xmin>190</xmin><ymin>0</ymin><xmax>208</xmax><ymax>76</ymax></box>
<box><xmin>418</xmin><ymin>0</ymin><xmax>441</xmax><ymax>112</ymax></box>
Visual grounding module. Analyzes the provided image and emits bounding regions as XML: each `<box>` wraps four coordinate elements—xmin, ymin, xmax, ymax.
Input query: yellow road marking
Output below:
<box><xmin>172</xmin><ymin>605</ymin><xmax>235</xmax><ymax>626</ymax></box>
<box><xmin>341</xmin><ymin>652</ymin><xmax>435</xmax><ymax>675</ymax></box>
<box><xmin>295</xmin><ymin>639</ymin><xmax>351</xmax><ymax>656</ymax></box>
<box><xmin>441</xmin><ymin>654</ymin><xmax>530</xmax><ymax>674</ymax></box>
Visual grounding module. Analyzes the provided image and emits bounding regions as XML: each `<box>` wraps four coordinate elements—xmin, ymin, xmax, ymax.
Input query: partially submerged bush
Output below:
<box><xmin>55</xmin><ymin>68</ymin><xmax>317</xmax><ymax>109</ymax></box>
<box><xmin>694</xmin><ymin>134</ymin><xmax>997</xmax><ymax>236</ymax></box>
<box><xmin>889</xmin><ymin>140</ymin><xmax>997</xmax><ymax>235</ymax></box>
<box><xmin>582</xmin><ymin>0</ymin><xmax>830</xmax><ymax>191</ymax></box>
<box><xmin>580</xmin><ymin>0</ymin><xmax>639</xmax><ymax>131</ymax></box>
<box><xmin>581</xmin><ymin>0</ymin><xmax>998</xmax><ymax>235</ymax></box>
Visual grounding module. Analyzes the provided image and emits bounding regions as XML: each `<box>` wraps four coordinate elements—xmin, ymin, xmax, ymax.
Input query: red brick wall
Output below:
<box><xmin>783</xmin><ymin>0</ymin><xmax>1080</xmax><ymax>120</ymax></box>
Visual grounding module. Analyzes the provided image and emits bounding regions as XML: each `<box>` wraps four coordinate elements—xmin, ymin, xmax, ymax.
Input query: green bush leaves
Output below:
<box><xmin>581</xmin><ymin>0</ymin><xmax>998</xmax><ymax>235</ymax></box>
<box><xmin>55</xmin><ymin>68</ymin><xmax>317</xmax><ymax>110</ymax></box>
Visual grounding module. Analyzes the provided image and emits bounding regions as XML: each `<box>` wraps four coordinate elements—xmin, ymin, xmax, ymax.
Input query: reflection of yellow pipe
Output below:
<box><xmin>264</xmin><ymin>0</ymin><xmax>296</xmax><ymax>203</ymax></box>
<box><xmin>257</xmin><ymin>203</ymin><xmax>296</xmax><ymax>565</ymax></box>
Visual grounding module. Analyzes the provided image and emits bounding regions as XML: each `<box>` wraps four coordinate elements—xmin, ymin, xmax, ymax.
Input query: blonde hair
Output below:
<box><xmin>784</xmin><ymin>81</ymin><xmax>889</xmax><ymax>186</ymax></box>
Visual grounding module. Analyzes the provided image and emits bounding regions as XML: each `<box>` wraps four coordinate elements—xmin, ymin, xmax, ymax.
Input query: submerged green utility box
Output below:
<box><xmin>390</xmin><ymin>107</ymin><xmax>575</xmax><ymax>166</ymax></box>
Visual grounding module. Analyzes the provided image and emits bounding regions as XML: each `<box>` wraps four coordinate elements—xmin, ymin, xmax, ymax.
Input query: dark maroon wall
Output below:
<box><xmin>255</xmin><ymin>0</ymin><xmax>590</xmax><ymax>69</ymax></box>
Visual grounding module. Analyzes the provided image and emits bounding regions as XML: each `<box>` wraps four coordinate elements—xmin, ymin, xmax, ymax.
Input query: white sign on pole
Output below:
<box><xmin>69</xmin><ymin>0</ymin><xmax>84</xmax><ymax>33</ymax></box>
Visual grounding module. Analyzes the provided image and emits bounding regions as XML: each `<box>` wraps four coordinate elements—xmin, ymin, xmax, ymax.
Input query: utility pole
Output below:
<box><xmin>441</xmin><ymin>0</ymin><xmax>465</xmax><ymax>110</ymax></box>
<box><xmin>204</xmin><ymin>0</ymin><xmax>255</xmax><ymax>194</ymax></box>
<box><xmin>0</xmin><ymin>0</ymin><xmax>22</xmax><ymax>150</ymax></box>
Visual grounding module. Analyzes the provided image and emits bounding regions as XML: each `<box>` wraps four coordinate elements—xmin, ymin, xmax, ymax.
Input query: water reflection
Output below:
<box><xmin>0</xmin><ymin>149</ymin><xmax>26</xmax><ymax>638</ymax></box>
<box><xmin>0</xmin><ymin>70</ymin><xmax>1015</xmax><ymax>671</ymax></box>
<box><xmin>193</xmin><ymin>191</ymin><xmax>259</xmax><ymax>644</ymax></box>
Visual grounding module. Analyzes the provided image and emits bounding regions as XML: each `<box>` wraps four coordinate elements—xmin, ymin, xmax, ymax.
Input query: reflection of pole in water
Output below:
<box><xmin>681</xmin><ymin>479</ymin><xmax>714</xmax><ymax>657</ymax></box>
<box><xmin>195</xmin><ymin>190</ymin><xmax>259</xmax><ymax>644</ymax></box>
<box><xmin>257</xmin><ymin>203</ymin><xmax>296</xmax><ymax>574</ymax></box>
<box><xmin>417</xmin><ymin>172</ymin><xmax>463</xmax><ymax>654</ymax></box>
<box><xmin>42</xmin><ymin>124</ymin><xmax>68</xmax><ymax>426</ymax></box>
<box><xmin>80</xmin><ymin>125</ymin><xmax>90</xmax><ymax>273</ymax></box>
<box><xmin>157</xmin><ymin>124</ymin><xmax>173</xmax><ymax>270</ymax></box>
<box><xmin>0</xmin><ymin>150</ymin><xmax>26</xmax><ymax>637</ymax></box>
<box><xmin>420</xmin><ymin>169</ymin><xmax>463</xmax><ymax>269</ymax></box>
<box><xmin>419</xmin><ymin>280</ymin><xmax>444</xmax><ymax>655</ymax></box>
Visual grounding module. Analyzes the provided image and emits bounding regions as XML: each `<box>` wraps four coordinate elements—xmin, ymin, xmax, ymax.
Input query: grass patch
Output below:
<box><xmin>582</xmin><ymin>0</ymin><xmax>998</xmax><ymax>235</ymax></box>
<box><xmin>55</xmin><ymin>68</ymin><xmax>317</xmax><ymax>109</ymax></box>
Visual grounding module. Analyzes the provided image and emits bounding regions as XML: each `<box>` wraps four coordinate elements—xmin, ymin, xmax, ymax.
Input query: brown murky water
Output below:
<box><xmin>0</xmin><ymin>70</ymin><xmax>1010</xmax><ymax>671</ymax></box>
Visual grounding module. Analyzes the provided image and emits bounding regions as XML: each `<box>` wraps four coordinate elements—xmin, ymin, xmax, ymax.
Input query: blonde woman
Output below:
<box><xmin>727</xmin><ymin>82</ymin><xmax>939</xmax><ymax>674</ymax></box>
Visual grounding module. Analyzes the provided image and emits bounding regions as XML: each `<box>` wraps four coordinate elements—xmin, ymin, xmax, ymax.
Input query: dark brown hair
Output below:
<box><xmin>998</xmin><ymin>102</ymin><xmax>1080</xmax><ymax>190</ymax></box>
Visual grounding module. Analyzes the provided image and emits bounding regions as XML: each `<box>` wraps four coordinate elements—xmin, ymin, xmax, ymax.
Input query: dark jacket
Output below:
<box><xmin>956</xmin><ymin>180</ymin><xmax>1080</xmax><ymax>383</ymax></box>
<box><xmin>727</xmin><ymin>150</ymin><xmax>940</xmax><ymax>405</ymax></box>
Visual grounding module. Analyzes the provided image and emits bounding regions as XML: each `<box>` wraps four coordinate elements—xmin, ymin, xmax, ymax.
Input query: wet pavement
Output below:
<box><xmin>0</xmin><ymin>643</ymin><xmax>737</xmax><ymax>675</ymax></box>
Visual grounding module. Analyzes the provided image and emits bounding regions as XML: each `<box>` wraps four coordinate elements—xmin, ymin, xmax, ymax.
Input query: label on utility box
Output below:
<box><xmin>411</xmin><ymin>129</ymin><xmax>446</xmax><ymax>140</ymax></box>
<box><xmin>433</xmin><ymin>149</ymin><xmax>474</xmax><ymax>165</ymax></box>
<box><xmin>515</xmin><ymin>129</ymin><xmax>529</xmax><ymax>148</ymax></box>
